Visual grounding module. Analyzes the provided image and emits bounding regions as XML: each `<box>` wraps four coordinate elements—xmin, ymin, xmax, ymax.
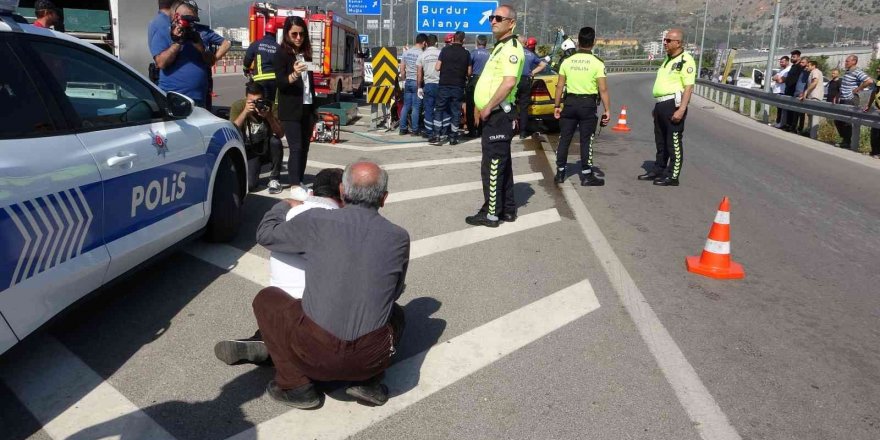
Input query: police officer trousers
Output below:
<box><xmin>480</xmin><ymin>109</ymin><xmax>516</xmax><ymax>219</ymax></box>
<box><xmin>652</xmin><ymin>99</ymin><xmax>686</xmax><ymax>179</ymax></box>
<box><xmin>556</xmin><ymin>95</ymin><xmax>599</xmax><ymax>172</ymax></box>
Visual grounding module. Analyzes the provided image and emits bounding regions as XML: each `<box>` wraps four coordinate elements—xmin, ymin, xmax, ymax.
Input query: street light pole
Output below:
<box><xmin>697</xmin><ymin>0</ymin><xmax>709</xmax><ymax>72</ymax></box>
<box><xmin>725</xmin><ymin>12</ymin><xmax>732</xmax><ymax>50</ymax></box>
<box><xmin>762</xmin><ymin>0</ymin><xmax>782</xmax><ymax>94</ymax></box>
<box><xmin>524</xmin><ymin>0</ymin><xmax>528</xmax><ymax>38</ymax></box>
<box><xmin>389</xmin><ymin>0</ymin><xmax>394</xmax><ymax>47</ymax></box>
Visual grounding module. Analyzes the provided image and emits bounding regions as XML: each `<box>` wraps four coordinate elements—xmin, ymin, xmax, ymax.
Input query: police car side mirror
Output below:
<box><xmin>166</xmin><ymin>92</ymin><xmax>194</xmax><ymax>118</ymax></box>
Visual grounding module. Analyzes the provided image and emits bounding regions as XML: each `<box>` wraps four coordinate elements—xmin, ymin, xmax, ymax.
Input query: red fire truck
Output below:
<box><xmin>249</xmin><ymin>2</ymin><xmax>365</xmax><ymax>100</ymax></box>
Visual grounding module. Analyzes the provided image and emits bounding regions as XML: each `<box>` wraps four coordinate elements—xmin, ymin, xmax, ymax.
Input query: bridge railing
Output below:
<box><xmin>606</xmin><ymin>65</ymin><xmax>659</xmax><ymax>73</ymax></box>
<box><xmin>694</xmin><ymin>79</ymin><xmax>880</xmax><ymax>150</ymax></box>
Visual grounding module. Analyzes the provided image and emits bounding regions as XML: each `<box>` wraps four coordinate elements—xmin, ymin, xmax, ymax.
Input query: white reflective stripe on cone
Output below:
<box><xmin>704</xmin><ymin>238</ymin><xmax>731</xmax><ymax>254</ymax></box>
<box><xmin>714</xmin><ymin>211</ymin><xmax>730</xmax><ymax>225</ymax></box>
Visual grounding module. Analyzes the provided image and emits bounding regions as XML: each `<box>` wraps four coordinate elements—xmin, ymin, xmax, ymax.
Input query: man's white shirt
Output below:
<box><xmin>772</xmin><ymin>66</ymin><xmax>791</xmax><ymax>94</ymax></box>
<box><xmin>269</xmin><ymin>196</ymin><xmax>339</xmax><ymax>298</ymax></box>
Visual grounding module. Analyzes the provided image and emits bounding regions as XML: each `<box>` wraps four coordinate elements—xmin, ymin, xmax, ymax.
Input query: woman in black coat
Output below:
<box><xmin>275</xmin><ymin>16</ymin><xmax>316</xmax><ymax>187</ymax></box>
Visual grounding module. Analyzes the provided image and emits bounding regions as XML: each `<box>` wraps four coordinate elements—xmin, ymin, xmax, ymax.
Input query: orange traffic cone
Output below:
<box><xmin>611</xmin><ymin>106</ymin><xmax>631</xmax><ymax>132</ymax></box>
<box><xmin>685</xmin><ymin>196</ymin><xmax>745</xmax><ymax>279</ymax></box>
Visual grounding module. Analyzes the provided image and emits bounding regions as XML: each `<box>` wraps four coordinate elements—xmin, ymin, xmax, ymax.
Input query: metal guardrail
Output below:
<box><xmin>606</xmin><ymin>65</ymin><xmax>659</xmax><ymax>73</ymax></box>
<box><xmin>694</xmin><ymin>79</ymin><xmax>880</xmax><ymax>150</ymax></box>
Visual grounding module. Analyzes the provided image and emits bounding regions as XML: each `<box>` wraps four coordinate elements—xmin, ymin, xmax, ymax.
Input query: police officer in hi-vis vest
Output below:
<box><xmin>639</xmin><ymin>27</ymin><xmax>696</xmax><ymax>186</ymax></box>
<box><xmin>466</xmin><ymin>4</ymin><xmax>524</xmax><ymax>228</ymax></box>
<box><xmin>552</xmin><ymin>26</ymin><xmax>610</xmax><ymax>187</ymax></box>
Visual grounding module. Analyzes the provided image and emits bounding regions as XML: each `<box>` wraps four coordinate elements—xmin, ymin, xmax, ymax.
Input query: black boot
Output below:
<box><xmin>266</xmin><ymin>381</ymin><xmax>323</xmax><ymax>409</ymax></box>
<box><xmin>214</xmin><ymin>331</ymin><xmax>270</xmax><ymax>365</ymax></box>
<box><xmin>580</xmin><ymin>172</ymin><xmax>605</xmax><ymax>186</ymax></box>
<box><xmin>653</xmin><ymin>176</ymin><xmax>680</xmax><ymax>186</ymax></box>
<box><xmin>637</xmin><ymin>170</ymin><xmax>661</xmax><ymax>181</ymax></box>
<box><xmin>465</xmin><ymin>211</ymin><xmax>499</xmax><ymax>227</ymax></box>
<box><xmin>345</xmin><ymin>375</ymin><xmax>389</xmax><ymax>406</ymax></box>
<box><xmin>554</xmin><ymin>168</ymin><xmax>566</xmax><ymax>184</ymax></box>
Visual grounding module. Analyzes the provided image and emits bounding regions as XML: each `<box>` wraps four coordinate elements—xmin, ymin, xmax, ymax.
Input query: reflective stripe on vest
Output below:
<box><xmin>253</xmin><ymin>54</ymin><xmax>274</xmax><ymax>81</ymax></box>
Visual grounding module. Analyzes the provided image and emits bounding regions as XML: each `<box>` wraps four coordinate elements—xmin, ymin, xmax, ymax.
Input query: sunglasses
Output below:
<box><xmin>663</xmin><ymin>38</ymin><xmax>680</xmax><ymax>43</ymax></box>
<box><xmin>289</xmin><ymin>31</ymin><xmax>306</xmax><ymax>37</ymax></box>
<box><xmin>488</xmin><ymin>15</ymin><xmax>513</xmax><ymax>23</ymax></box>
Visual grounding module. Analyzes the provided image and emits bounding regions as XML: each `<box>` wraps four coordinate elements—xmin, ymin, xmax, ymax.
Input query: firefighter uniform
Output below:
<box><xmin>647</xmin><ymin>50</ymin><xmax>696</xmax><ymax>185</ymax></box>
<box><xmin>555</xmin><ymin>50</ymin><xmax>605</xmax><ymax>186</ymax></box>
<box><xmin>245</xmin><ymin>32</ymin><xmax>280</xmax><ymax>103</ymax></box>
<box><xmin>466</xmin><ymin>35</ymin><xmax>524</xmax><ymax>227</ymax></box>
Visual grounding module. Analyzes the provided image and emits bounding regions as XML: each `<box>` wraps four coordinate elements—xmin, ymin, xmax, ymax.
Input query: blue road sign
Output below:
<box><xmin>347</xmin><ymin>0</ymin><xmax>381</xmax><ymax>16</ymax></box>
<box><xmin>359</xmin><ymin>34</ymin><xmax>369</xmax><ymax>45</ymax></box>
<box><xmin>416</xmin><ymin>0</ymin><xmax>498</xmax><ymax>34</ymax></box>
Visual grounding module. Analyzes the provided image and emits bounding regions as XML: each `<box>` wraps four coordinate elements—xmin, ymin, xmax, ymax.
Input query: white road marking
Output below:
<box><xmin>386</xmin><ymin>172</ymin><xmax>543</xmax><ymax>204</ymax></box>
<box><xmin>410</xmin><ymin>208</ymin><xmax>561</xmax><ymax>259</ymax></box>
<box><xmin>187</xmin><ymin>208</ymin><xmax>560</xmax><ymax>279</ymax></box>
<box><xmin>0</xmin><ymin>336</ymin><xmax>176</xmax><ymax>440</ymax></box>
<box><xmin>225</xmin><ymin>279</ymin><xmax>600</xmax><ymax>440</ymax></box>
<box><xmin>304</xmin><ymin>151</ymin><xmax>535</xmax><ymax>172</ymax></box>
<box><xmin>538</xmin><ymin>142</ymin><xmax>742</xmax><ymax>440</ymax></box>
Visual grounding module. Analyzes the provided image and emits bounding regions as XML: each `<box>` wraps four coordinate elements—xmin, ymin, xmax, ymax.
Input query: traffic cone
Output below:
<box><xmin>611</xmin><ymin>106</ymin><xmax>631</xmax><ymax>132</ymax></box>
<box><xmin>686</xmin><ymin>197</ymin><xmax>745</xmax><ymax>279</ymax></box>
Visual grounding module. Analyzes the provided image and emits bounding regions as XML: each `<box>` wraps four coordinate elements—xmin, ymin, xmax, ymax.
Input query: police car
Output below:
<box><xmin>0</xmin><ymin>7</ymin><xmax>247</xmax><ymax>355</ymax></box>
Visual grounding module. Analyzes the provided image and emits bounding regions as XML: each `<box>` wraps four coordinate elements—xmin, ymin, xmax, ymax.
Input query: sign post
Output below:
<box><xmin>415</xmin><ymin>0</ymin><xmax>498</xmax><ymax>34</ymax></box>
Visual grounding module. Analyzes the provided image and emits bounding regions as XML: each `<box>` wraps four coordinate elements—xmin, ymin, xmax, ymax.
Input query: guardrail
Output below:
<box><xmin>606</xmin><ymin>65</ymin><xmax>659</xmax><ymax>73</ymax></box>
<box><xmin>694</xmin><ymin>79</ymin><xmax>880</xmax><ymax>150</ymax></box>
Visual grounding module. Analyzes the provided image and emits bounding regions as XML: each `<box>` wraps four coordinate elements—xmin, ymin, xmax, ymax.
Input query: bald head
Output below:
<box><xmin>498</xmin><ymin>4</ymin><xmax>516</xmax><ymax>20</ymax></box>
<box><xmin>342</xmin><ymin>161</ymin><xmax>389</xmax><ymax>209</ymax></box>
<box><xmin>667</xmin><ymin>28</ymin><xmax>683</xmax><ymax>41</ymax></box>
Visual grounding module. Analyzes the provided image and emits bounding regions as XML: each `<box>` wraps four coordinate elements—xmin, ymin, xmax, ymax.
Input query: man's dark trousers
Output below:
<box><xmin>652</xmin><ymin>99</ymin><xmax>686</xmax><ymax>179</ymax></box>
<box><xmin>258</xmin><ymin>80</ymin><xmax>277</xmax><ymax>105</ymax></box>
<box><xmin>246</xmin><ymin>136</ymin><xmax>283</xmax><ymax>191</ymax></box>
<box><xmin>834</xmin><ymin>97</ymin><xmax>858</xmax><ymax>147</ymax></box>
<box><xmin>436</xmin><ymin>85</ymin><xmax>464</xmax><ymax>139</ymax></box>
<box><xmin>253</xmin><ymin>286</ymin><xmax>405</xmax><ymax>390</ymax></box>
<box><xmin>465</xmin><ymin>75</ymin><xmax>480</xmax><ymax>136</ymax></box>
<box><xmin>556</xmin><ymin>96</ymin><xmax>598</xmax><ymax>171</ymax></box>
<box><xmin>479</xmin><ymin>110</ymin><xmax>516</xmax><ymax>218</ymax></box>
<box><xmin>516</xmin><ymin>77</ymin><xmax>531</xmax><ymax>135</ymax></box>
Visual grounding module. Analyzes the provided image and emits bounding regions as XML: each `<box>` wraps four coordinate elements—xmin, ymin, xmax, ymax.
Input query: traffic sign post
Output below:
<box><xmin>346</xmin><ymin>0</ymin><xmax>381</xmax><ymax>15</ymax></box>
<box><xmin>416</xmin><ymin>0</ymin><xmax>498</xmax><ymax>34</ymax></box>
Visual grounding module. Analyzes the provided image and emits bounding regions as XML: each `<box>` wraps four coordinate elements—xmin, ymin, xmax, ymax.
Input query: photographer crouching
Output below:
<box><xmin>230</xmin><ymin>82</ymin><xmax>285</xmax><ymax>194</ymax></box>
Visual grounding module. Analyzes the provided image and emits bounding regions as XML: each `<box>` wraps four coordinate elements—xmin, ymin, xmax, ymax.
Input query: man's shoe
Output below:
<box><xmin>465</xmin><ymin>212</ymin><xmax>500</xmax><ymax>228</ymax></box>
<box><xmin>398</xmin><ymin>129</ymin><xmax>408</xmax><ymax>136</ymax></box>
<box><xmin>653</xmin><ymin>176</ymin><xmax>680</xmax><ymax>186</ymax></box>
<box><xmin>580</xmin><ymin>173</ymin><xmax>605</xmax><ymax>186</ymax></box>
<box><xmin>267</xmin><ymin>179</ymin><xmax>282</xmax><ymax>194</ymax></box>
<box><xmin>214</xmin><ymin>339</ymin><xmax>269</xmax><ymax>365</ymax></box>
<box><xmin>637</xmin><ymin>170</ymin><xmax>661</xmax><ymax>181</ymax></box>
<box><xmin>421</xmin><ymin>131</ymin><xmax>431</xmax><ymax>139</ymax></box>
<box><xmin>428</xmin><ymin>136</ymin><xmax>440</xmax><ymax>145</ymax></box>
<box><xmin>432</xmin><ymin>137</ymin><xmax>447</xmax><ymax>146</ymax></box>
<box><xmin>502</xmin><ymin>212</ymin><xmax>517</xmax><ymax>222</ymax></box>
<box><xmin>449</xmin><ymin>136</ymin><xmax>459</xmax><ymax>145</ymax></box>
<box><xmin>345</xmin><ymin>382</ymin><xmax>390</xmax><ymax>406</ymax></box>
<box><xmin>554</xmin><ymin>168</ymin><xmax>566</xmax><ymax>184</ymax></box>
<box><xmin>592</xmin><ymin>167</ymin><xmax>605</xmax><ymax>178</ymax></box>
<box><xmin>266</xmin><ymin>381</ymin><xmax>322</xmax><ymax>409</ymax></box>
<box><xmin>411</xmin><ymin>131</ymin><xmax>423</xmax><ymax>137</ymax></box>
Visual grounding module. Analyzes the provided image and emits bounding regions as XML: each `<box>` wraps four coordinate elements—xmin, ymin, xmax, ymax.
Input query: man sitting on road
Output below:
<box><xmin>229</xmin><ymin>82</ymin><xmax>285</xmax><ymax>193</ymax></box>
<box><xmin>218</xmin><ymin>162</ymin><xmax>410</xmax><ymax>409</ymax></box>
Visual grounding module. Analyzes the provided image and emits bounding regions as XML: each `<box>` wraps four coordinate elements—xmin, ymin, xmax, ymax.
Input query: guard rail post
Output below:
<box><xmin>850</xmin><ymin>122</ymin><xmax>862</xmax><ymax>150</ymax></box>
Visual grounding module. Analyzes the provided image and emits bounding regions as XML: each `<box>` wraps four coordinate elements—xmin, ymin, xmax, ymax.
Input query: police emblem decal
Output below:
<box><xmin>150</xmin><ymin>129</ymin><xmax>169</xmax><ymax>157</ymax></box>
<box><xmin>687</xmin><ymin>67</ymin><xmax>694</xmax><ymax>74</ymax></box>
<box><xmin>509</xmin><ymin>55</ymin><xmax>518</xmax><ymax>64</ymax></box>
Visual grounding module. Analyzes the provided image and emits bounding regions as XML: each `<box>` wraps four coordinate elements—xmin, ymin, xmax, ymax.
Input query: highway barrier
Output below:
<box><xmin>694</xmin><ymin>79</ymin><xmax>880</xmax><ymax>150</ymax></box>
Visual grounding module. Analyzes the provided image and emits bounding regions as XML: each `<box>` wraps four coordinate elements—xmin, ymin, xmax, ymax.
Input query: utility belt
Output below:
<box><xmin>655</xmin><ymin>91</ymin><xmax>682</xmax><ymax>107</ymax></box>
<box><xmin>489</xmin><ymin>101</ymin><xmax>514</xmax><ymax>116</ymax></box>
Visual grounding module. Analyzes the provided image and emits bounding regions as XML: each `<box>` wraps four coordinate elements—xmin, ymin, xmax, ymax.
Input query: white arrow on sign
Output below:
<box><xmin>372</xmin><ymin>0</ymin><xmax>377</xmax><ymax>6</ymax></box>
<box><xmin>479</xmin><ymin>9</ymin><xmax>492</xmax><ymax>25</ymax></box>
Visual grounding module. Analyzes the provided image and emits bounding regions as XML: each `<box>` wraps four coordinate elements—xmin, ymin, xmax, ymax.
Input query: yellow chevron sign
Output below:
<box><xmin>367</xmin><ymin>86</ymin><xmax>394</xmax><ymax>104</ymax></box>
<box><xmin>371</xmin><ymin>47</ymin><xmax>399</xmax><ymax>88</ymax></box>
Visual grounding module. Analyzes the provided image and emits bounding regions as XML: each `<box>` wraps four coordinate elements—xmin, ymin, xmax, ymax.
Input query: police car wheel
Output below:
<box><xmin>206</xmin><ymin>154</ymin><xmax>243</xmax><ymax>242</ymax></box>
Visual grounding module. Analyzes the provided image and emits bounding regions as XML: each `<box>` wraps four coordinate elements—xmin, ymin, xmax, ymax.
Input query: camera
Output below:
<box><xmin>254</xmin><ymin>98</ymin><xmax>272</xmax><ymax>113</ymax></box>
<box><xmin>173</xmin><ymin>14</ymin><xmax>200</xmax><ymax>42</ymax></box>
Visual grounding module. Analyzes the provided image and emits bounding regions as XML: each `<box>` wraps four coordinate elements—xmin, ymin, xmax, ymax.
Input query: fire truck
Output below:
<box><xmin>249</xmin><ymin>2</ymin><xmax>365</xmax><ymax>100</ymax></box>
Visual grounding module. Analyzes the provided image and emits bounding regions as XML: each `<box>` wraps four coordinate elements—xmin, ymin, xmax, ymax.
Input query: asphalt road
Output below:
<box><xmin>1</xmin><ymin>73</ymin><xmax>878</xmax><ymax>440</ymax></box>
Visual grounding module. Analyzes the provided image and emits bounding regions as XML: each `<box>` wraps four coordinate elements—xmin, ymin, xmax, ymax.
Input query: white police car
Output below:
<box><xmin>0</xmin><ymin>9</ymin><xmax>247</xmax><ymax>355</ymax></box>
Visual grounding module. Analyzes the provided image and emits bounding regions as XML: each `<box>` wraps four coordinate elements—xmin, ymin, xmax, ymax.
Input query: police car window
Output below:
<box><xmin>30</xmin><ymin>41</ymin><xmax>161</xmax><ymax>129</ymax></box>
<box><xmin>0</xmin><ymin>42</ymin><xmax>56</xmax><ymax>139</ymax></box>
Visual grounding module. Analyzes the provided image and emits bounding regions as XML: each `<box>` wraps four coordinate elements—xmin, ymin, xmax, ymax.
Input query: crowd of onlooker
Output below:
<box><xmin>762</xmin><ymin>50</ymin><xmax>879</xmax><ymax>157</ymax></box>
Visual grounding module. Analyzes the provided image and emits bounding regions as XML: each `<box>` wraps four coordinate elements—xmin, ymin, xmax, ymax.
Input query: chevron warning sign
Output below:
<box><xmin>370</xmin><ymin>47</ymin><xmax>399</xmax><ymax>88</ymax></box>
<box><xmin>367</xmin><ymin>86</ymin><xmax>394</xmax><ymax>104</ymax></box>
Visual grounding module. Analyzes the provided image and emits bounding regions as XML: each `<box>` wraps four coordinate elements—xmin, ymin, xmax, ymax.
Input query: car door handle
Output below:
<box><xmin>106</xmin><ymin>153</ymin><xmax>138</xmax><ymax>167</ymax></box>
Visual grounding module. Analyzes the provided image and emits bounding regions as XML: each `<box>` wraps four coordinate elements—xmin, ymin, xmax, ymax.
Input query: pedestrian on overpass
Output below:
<box><xmin>465</xmin><ymin>35</ymin><xmax>491</xmax><ymax>138</ymax></box>
<box><xmin>400</xmin><ymin>34</ymin><xmax>428</xmax><ymax>136</ymax></box>
<box><xmin>862</xmin><ymin>65</ymin><xmax>880</xmax><ymax>158</ymax></box>
<box><xmin>552</xmin><ymin>26</ymin><xmax>609</xmax><ymax>187</ymax></box>
<box><xmin>466</xmin><ymin>4</ymin><xmax>524</xmax><ymax>228</ymax></box>
<box><xmin>434</xmin><ymin>31</ymin><xmax>471</xmax><ymax>145</ymax></box>
<box><xmin>638</xmin><ymin>27</ymin><xmax>695</xmax><ymax>187</ymax></box>
<box><xmin>782</xmin><ymin>50</ymin><xmax>804</xmax><ymax>131</ymax></box>
<box><xmin>516</xmin><ymin>36</ymin><xmax>547</xmax><ymax>139</ymax></box>
<box><xmin>244</xmin><ymin>19</ymin><xmax>280</xmax><ymax>104</ymax></box>
<box><xmin>835</xmin><ymin>55</ymin><xmax>874</xmax><ymax>148</ymax></box>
